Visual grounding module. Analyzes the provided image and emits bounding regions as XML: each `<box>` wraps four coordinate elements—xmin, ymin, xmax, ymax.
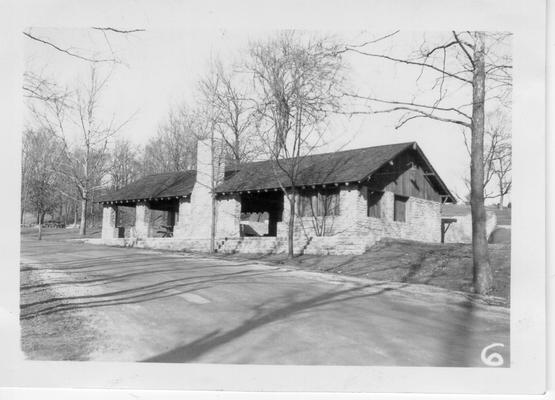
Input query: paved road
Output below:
<box><xmin>20</xmin><ymin>236</ymin><xmax>510</xmax><ymax>366</ymax></box>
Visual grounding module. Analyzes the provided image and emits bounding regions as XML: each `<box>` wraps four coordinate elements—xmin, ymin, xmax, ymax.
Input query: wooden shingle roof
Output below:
<box><xmin>99</xmin><ymin>142</ymin><xmax>456</xmax><ymax>203</ymax></box>
<box><xmin>217</xmin><ymin>142</ymin><xmax>455</xmax><ymax>202</ymax></box>
<box><xmin>99</xmin><ymin>170</ymin><xmax>196</xmax><ymax>203</ymax></box>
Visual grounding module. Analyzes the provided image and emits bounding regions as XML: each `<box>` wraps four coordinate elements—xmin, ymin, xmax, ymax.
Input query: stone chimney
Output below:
<box><xmin>188</xmin><ymin>138</ymin><xmax>225</xmax><ymax>238</ymax></box>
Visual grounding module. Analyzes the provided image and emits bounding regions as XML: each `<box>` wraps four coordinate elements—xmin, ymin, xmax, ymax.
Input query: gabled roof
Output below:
<box><xmin>99</xmin><ymin>141</ymin><xmax>456</xmax><ymax>204</ymax></box>
<box><xmin>99</xmin><ymin>170</ymin><xmax>196</xmax><ymax>203</ymax></box>
<box><xmin>217</xmin><ymin>142</ymin><xmax>413</xmax><ymax>193</ymax></box>
<box><xmin>216</xmin><ymin>142</ymin><xmax>455</xmax><ymax>202</ymax></box>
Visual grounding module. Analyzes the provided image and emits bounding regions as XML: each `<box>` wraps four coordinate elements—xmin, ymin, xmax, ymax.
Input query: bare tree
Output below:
<box><xmin>109</xmin><ymin>138</ymin><xmax>141</xmax><ymax>189</ymax></box>
<box><xmin>485</xmin><ymin>112</ymin><xmax>512</xmax><ymax>207</ymax></box>
<box><xmin>28</xmin><ymin>64</ymin><xmax>131</xmax><ymax>235</ymax></box>
<box><xmin>344</xmin><ymin>31</ymin><xmax>511</xmax><ymax>294</ymax></box>
<box><xmin>462</xmin><ymin>110</ymin><xmax>512</xmax><ymax>205</ymax></box>
<box><xmin>141</xmin><ymin>107</ymin><xmax>198</xmax><ymax>175</ymax></box>
<box><xmin>247</xmin><ymin>32</ymin><xmax>346</xmax><ymax>258</ymax></box>
<box><xmin>199</xmin><ymin>59</ymin><xmax>260</xmax><ymax>167</ymax></box>
<box><xmin>21</xmin><ymin>129</ymin><xmax>65</xmax><ymax>239</ymax></box>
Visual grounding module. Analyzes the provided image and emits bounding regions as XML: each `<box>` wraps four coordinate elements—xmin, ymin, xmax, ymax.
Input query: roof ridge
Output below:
<box><xmin>141</xmin><ymin>170</ymin><xmax>196</xmax><ymax>178</ymax></box>
<box><xmin>230</xmin><ymin>141</ymin><xmax>416</xmax><ymax>169</ymax></box>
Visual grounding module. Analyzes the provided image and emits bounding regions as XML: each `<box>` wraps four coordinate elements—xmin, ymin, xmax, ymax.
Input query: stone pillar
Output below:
<box><xmin>338</xmin><ymin>185</ymin><xmax>366</xmax><ymax>235</ymax></box>
<box><xmin>135</xmin><ymin>201</ymin><xmax>152</xmax><ymax>239</ymax></box>
<box><xmin>173</xmin><ymin>197</ymin><xmax>192</xmax><ymax>238</ymax></box>
<box><xmin>380</xmin><ymin>191</ymin><xmax>395</xmax><ymax>221</ymax></box>
<box><xmin>339</xmin><ymin>186</ymin><xmax>361</xmax><ymax>220</ymax></box>
<box><xmin>101</xmin><ymin>205</ymin><xmax>117</xmax><ymax>240</ymax></box>
<box><xmin>277</xmin><ymin>191</ymin><xmax>291</xmax><ymax>238</ymax></box>
<box><xmin>189</xmin><ymin>138</ymin><xmax>225</xmax><ymax>238</ymax></box>
<box><xmin>216</xmin><ymin>194</ymin><xmax>241</xmax><ymax>238</ymax></box>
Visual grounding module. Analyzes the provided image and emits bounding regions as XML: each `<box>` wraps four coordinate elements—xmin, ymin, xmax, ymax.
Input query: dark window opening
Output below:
<box><xmin>149</xmin><ymin>199</ymin><xmax>180</xmax><ymax>237</ymax></box>
<box><xmin>367</xmin><ymin>191</ymin><xmax>383</xmax><ymax>218</ymax></box>
<box><xmin>298</xmin><ymin>188</ymin><xmax>340</xmax><ymax>217</ymax></box>
<box><xmin>240</xmin><ymin>191</ymin><xmax>284</xmax><ymax>237</ymax></box>
<box><xmin>394</xmin><ymin>195</ymin><xmax>408</xmax><ymax>222</ymax></box>
<box><xmin>116</xmin><ymin>205</ymin><xmax>136</xmax><ymax>227</ymax></box>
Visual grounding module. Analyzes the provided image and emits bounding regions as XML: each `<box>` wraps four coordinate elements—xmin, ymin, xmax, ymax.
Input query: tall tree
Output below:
<box><xmin>345</xmin><ymin>31</ymin><xmax>512</xmax><ymax>294</ymax></box>
<box><xmin>247</xmin><ymin>32</ymin><xmax>346</xmax><ymax>258</ymax></box>
<box><xmin>29</xmin><ymin>64</ymin><xmax>130</xmax><ymax>235</ymax></box>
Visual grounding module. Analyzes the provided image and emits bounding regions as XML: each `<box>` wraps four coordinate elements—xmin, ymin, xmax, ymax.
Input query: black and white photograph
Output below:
<box><xmin>0</xmin><ymin>0</ymin><xmax>549</xmax><ymax>397</ymax></box>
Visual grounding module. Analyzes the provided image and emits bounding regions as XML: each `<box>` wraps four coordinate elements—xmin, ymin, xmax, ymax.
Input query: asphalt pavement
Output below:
<box><xmin>20</xmin><ymin>236</ymin><xmax>510</xmax><ymax>366</ymax></box>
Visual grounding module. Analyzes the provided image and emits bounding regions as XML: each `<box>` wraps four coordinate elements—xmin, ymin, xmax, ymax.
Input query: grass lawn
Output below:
<box><xmin>218</xmin><ymin>239</ymin><xmax>511</xmax><ymax>306</ymax></box>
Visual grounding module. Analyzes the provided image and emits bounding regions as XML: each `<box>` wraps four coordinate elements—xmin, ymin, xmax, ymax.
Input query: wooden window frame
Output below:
<box><xmin>298</xmin><ymin>188</ymin><xmax>340</xmax><ymax>217</ymax></box>
<box><xmin>393</xmin><ymin>194</ymin><xmax>409</xmax><ymax>222</ymax></box>
<box><xmin>367</xmin><ymin>190</ymin><xmax>383</xmax><ymax>218</ymax></box>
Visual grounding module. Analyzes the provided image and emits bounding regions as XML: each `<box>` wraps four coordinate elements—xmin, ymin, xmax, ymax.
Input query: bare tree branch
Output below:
<box><xmin>91</xmin><ymin>27</ymin><xmax>146</xmax><ymax>34</ymax></box>
<box><xmin>344</xmin><ymin>48</ymin><xmax>472</xmax><ymax>83</ymax></box>
<box><xmin>23</xmin><ymin>31</ymin><xmax>118</xmax><ymax>63</ymax></box>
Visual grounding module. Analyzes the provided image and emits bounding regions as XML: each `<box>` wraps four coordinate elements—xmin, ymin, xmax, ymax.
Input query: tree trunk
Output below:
<box><xmin>470</xmin><ymin>32</ymin><xmax>493</xmax><ymax>295</ymax></box>
<box><xmin>90</xmin><ymin>191</ymin><xmax>95</xmax><ymax>227</ymax></box>
<box><xmin>74</xmin><ymin>202</ymin><xmax>78</xmax><ymax>225</ymax></box>
<box><xmin>210</xmin><ymin>192</ymin><xmax>216</xmax><ymax>253</ymax></box>
<box><xmin>499</xmin><ymin>180</ymin><xmax>505</xmax><ymax>208</ymax></box>
<box><xmin>287</xmin><ymin>191</ymin><xmax>296</xmax><ymax>258</ymax></box>
<box><xmin>80</xmin><ymin>195</ymin><xmax>87</xmax><ymax>236</ymax></box>
<box><xmin>37</xmin><ymin>212</ymin><xmax>45</xmax><ymax>240</ymax></box>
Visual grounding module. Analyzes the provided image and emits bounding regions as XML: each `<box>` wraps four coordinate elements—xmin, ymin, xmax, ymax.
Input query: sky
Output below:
<box><xmin>23</xmin><ymin>28</ymin><xmax>511</xmax><ymax>203</ymax></box>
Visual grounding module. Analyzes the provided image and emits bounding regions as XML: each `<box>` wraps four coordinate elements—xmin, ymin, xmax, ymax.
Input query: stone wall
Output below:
<box><xmin>90</xmin><ymin>235</ymin><xmax>371</xmax><ymax>255</ymax></box>
<box><xmin>443</xmin><ymin>211</ymin><xmax>497</xmax><ymax>243</ymax></box>
<box><xmin>276</xmin><ymin>185</ymin><xmax>442</xmax><ymax>245</ymax></box>
<box><xmin>88</xmin><ymin>237</ymin><xmax>212</xmax><ymax>252</ymax></box>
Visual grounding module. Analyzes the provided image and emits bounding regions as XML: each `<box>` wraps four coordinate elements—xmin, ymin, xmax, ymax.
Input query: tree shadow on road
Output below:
<box><xmin>142</xmin><ymin>282</ymin><xmax>404</xmax><ymax>363</ymax></box>
<box><xmin>20</xmin><ymin>269</ymin><xmax>273</xmax><ymax>319</ymax></box>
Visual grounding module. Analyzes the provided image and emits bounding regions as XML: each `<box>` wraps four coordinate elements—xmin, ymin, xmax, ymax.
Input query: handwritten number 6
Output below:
<box><xmin>481</xmin><ymin>343</ymin><xmax>505</xmax><ymax>367</ymax></box>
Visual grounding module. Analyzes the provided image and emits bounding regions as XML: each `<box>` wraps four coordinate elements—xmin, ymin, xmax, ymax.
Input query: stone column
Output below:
<box><xmin>101</xmin><ymin>205</ymin><xmax>117</xmax><ymax>240</ymax></box>
<box><xmin>189</xmin><ymin>138</ymin><xmax>225</xmax><ymax>238</ymax></box>
<box><xmin>173</xmin><ymin>197</ymin><xmax>192</xmax><ymax>238</ymax></box>
<box><xmin>380</xmin><ymin>191</ymin><xmax>395</xmax><ymax>221</ymax></box>
<box><xmin>216</xmin><ymin>194</ymin><xmax>241</xmax><ymax>238</ymax></box>
<box><xmin>277</xmin><ymin>191</ymin><xmax>291</xmax><ymax>238</ymax></box>
<box><xmin>135</xmin><ymin>201</ymin><xmax>152</xmax><ymax>239</ymax></box>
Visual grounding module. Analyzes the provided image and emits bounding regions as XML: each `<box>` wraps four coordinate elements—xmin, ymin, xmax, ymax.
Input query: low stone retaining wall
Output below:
<box><xmin>443</xmin><ymin>212</ymin><xmax>497</xmax><ymax>243</ymax></box>
<box><xmin>84</xmin><ymin>237</ymin><xmax>212</xmax><ymax>252</ymax></box>
<box><xmin>85</xmin><ymin>234</ymin><xmax>375</xmax><ymax>256</ymax></box>
<box><xmin>303</xmin><ymin>235</ymin><xmax>374</xmax><ymax>255</ymax></box>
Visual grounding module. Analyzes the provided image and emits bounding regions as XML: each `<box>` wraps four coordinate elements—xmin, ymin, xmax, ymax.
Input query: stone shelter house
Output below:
<box><xmin>97</xmin><ymin>141</ymin><xmax>457</xmax><ymax>255</ymax></box>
